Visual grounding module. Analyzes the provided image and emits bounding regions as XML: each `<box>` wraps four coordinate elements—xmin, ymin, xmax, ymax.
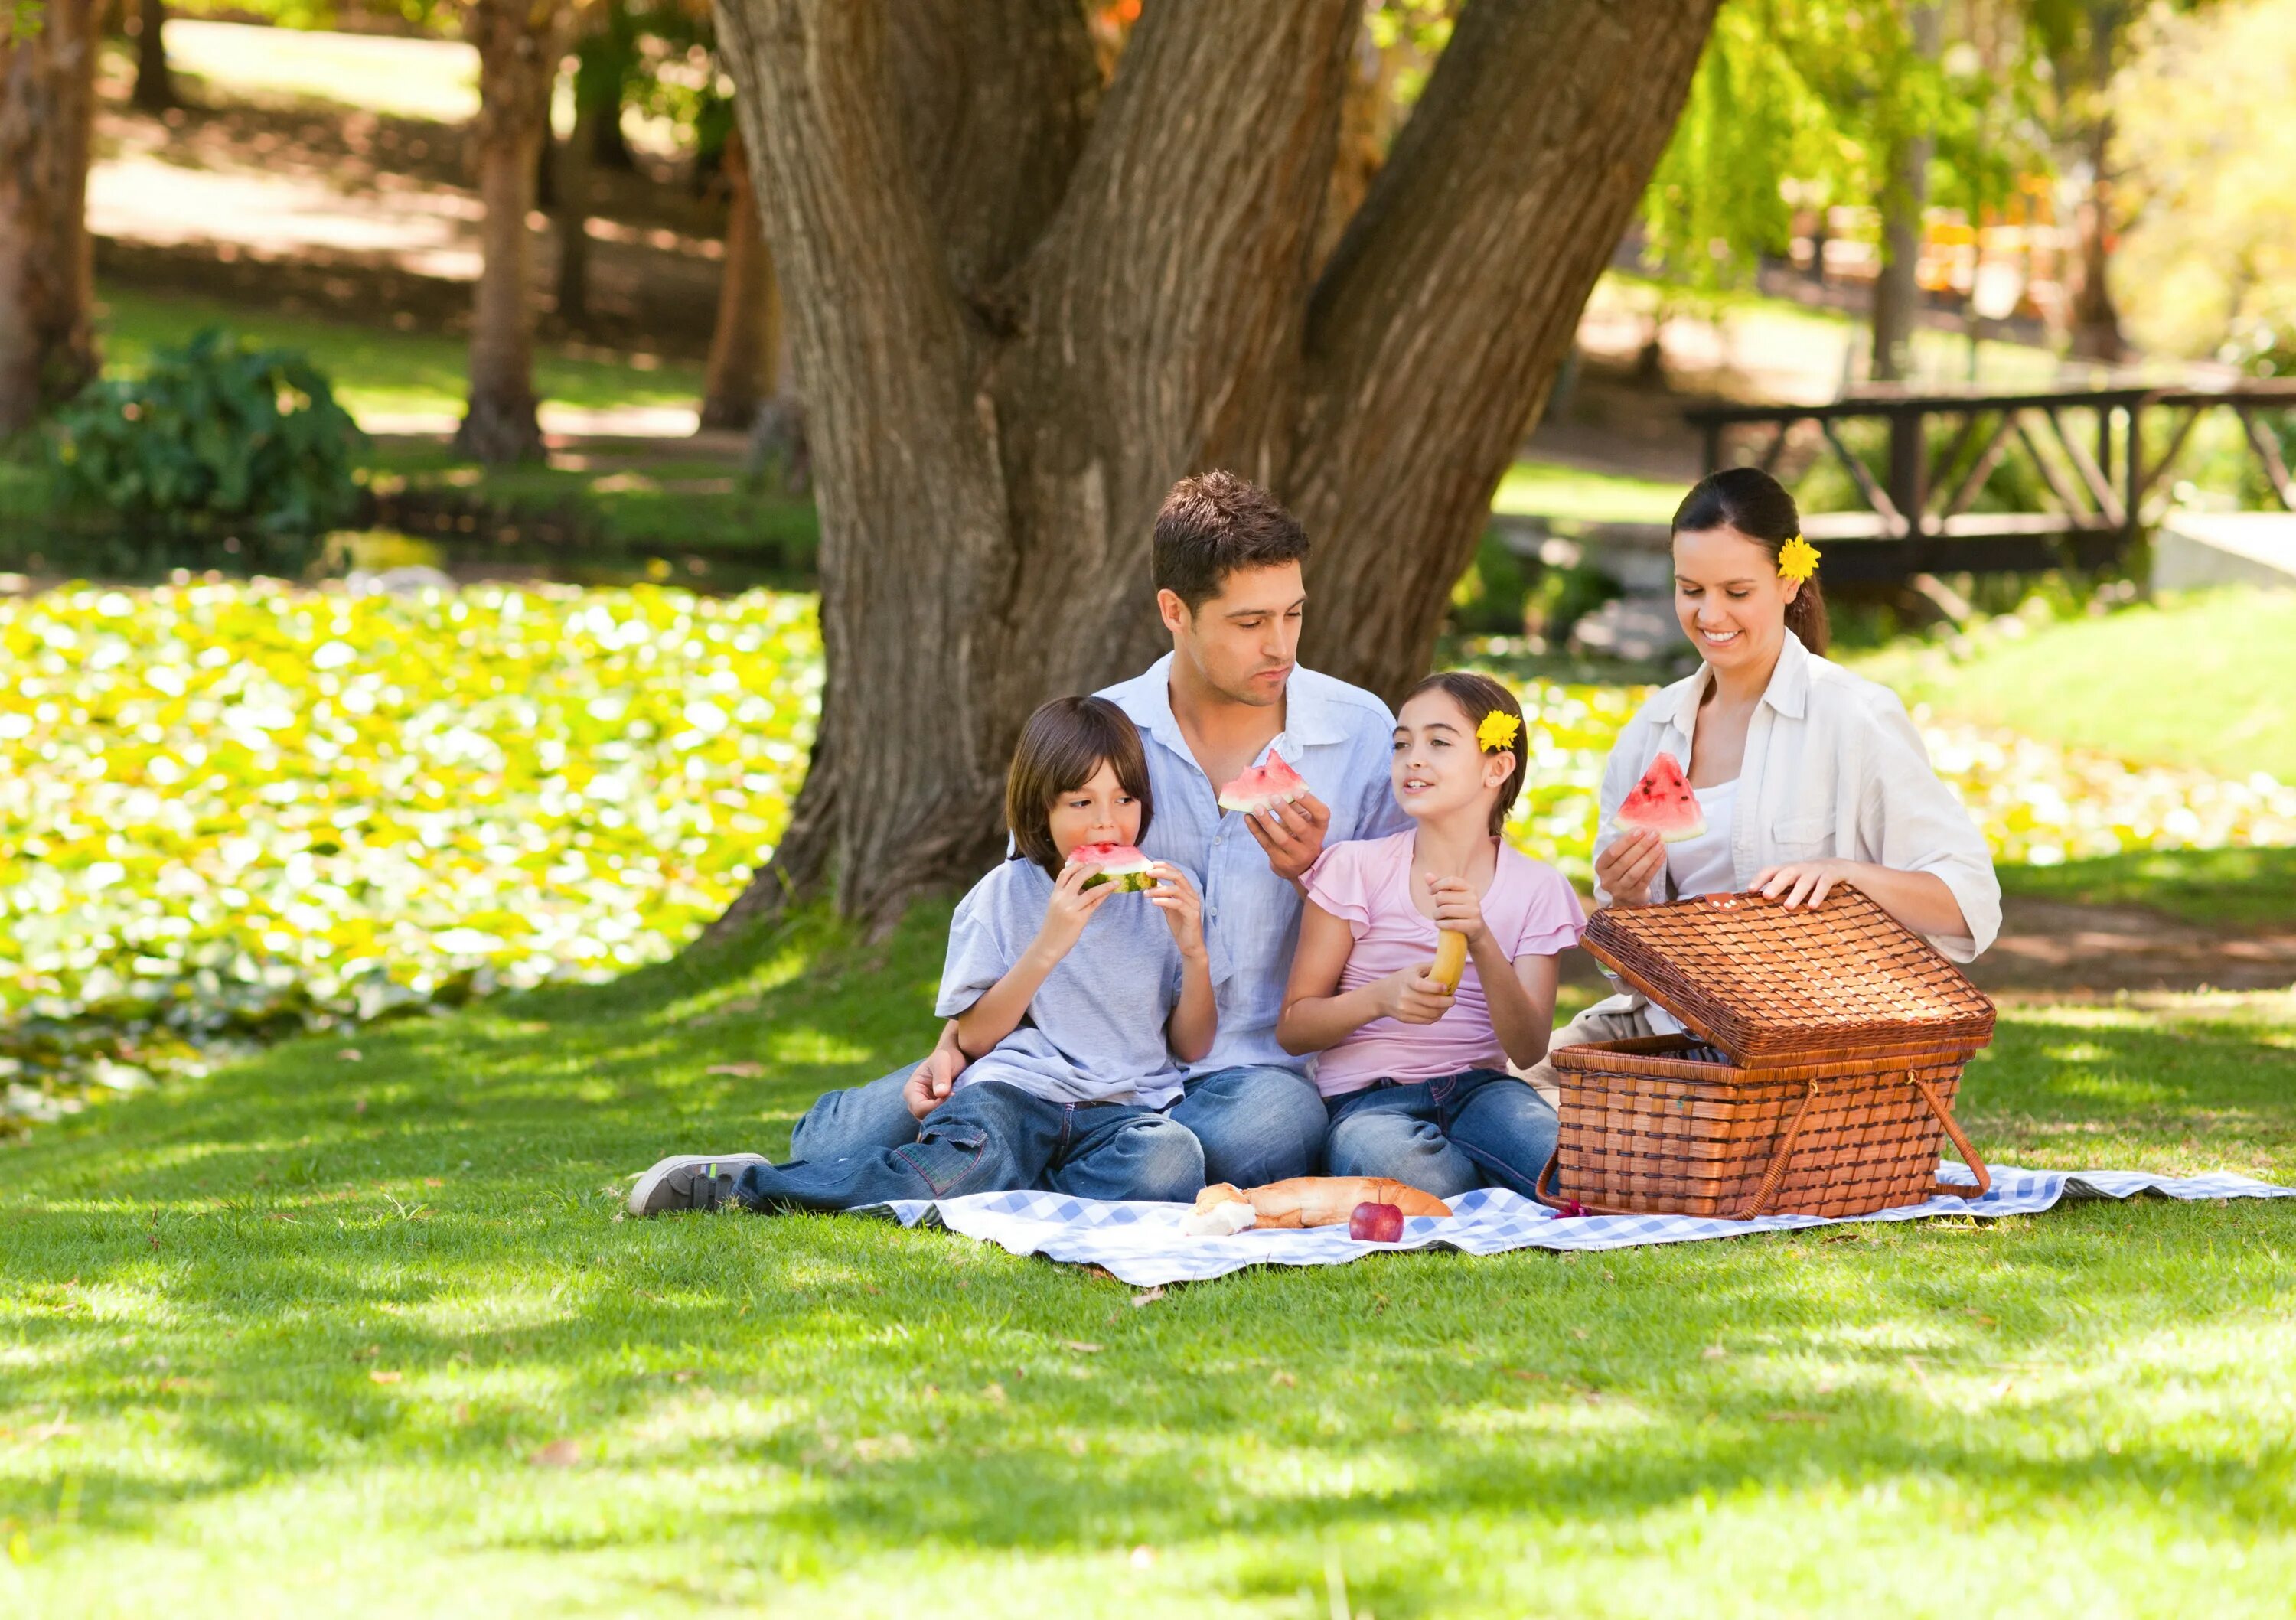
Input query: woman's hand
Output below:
<box><xmin>1753</xmin><ymin>858</ymin><xmax>1860</xmax><ymax>910</ymax></box>
<box><xmin>1593</xmin><ymin>828</ymin><xmax>1665</xmax><ymax>905</ymax></box>
<box><xmin>1424</xmin><ymin>873</ymin><xmax>1491</xmax><ymax>949</ymax></box>
<box><xmin>1146</xmin><ymin>862</ymin><xmax>1208</xmax><ymax>960</ymax></box>
<box><xmin>1370</xmin><ymin>965</ymin><xmax>1456</xmax><ymax>1026</ymax></box>
<box><xmin>1034</xmin><ymin>859</ymin><xmax>1118</xmax><ymax>960</ymax></box>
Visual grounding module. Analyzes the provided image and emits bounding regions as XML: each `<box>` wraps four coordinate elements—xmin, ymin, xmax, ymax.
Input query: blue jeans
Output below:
<box><xmin>735</xmin><ymin>1080</ymin><xmax>1204</xmax><ymax>1211</ymax></box>
<box><xmin>788</xmin><ymin>1061</ymin><xmax>1326</xmax><ymax>1189</ymax></box>
<box><xmin>1322</xmin><ymin>1068</ymin><xmax>1558</xmax><ymax>1200</ymax></box>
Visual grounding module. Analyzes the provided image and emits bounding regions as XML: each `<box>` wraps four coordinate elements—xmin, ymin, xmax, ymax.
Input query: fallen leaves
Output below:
<box><xmin>706</xmin><ymin>1061</ymin><xmax>766</xmax><ymax>1079</ymax></box>
<box><xmin>529</xmin><ymin>1437</ymin><xmax>584</xmax><ymax>1468</ymax></box>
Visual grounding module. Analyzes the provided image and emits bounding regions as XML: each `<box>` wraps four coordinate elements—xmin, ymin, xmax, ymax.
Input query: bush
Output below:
<box><xmin>47</xmin><ymin>328</ymin><xmax>367</xmax><ymax>571</ymax></box>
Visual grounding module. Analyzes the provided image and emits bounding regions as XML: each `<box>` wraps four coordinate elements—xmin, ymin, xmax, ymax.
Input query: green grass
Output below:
<box><xmin>1492</xmin><ymin>458</ymin><xmax>1684</xmax><ymax>524</ymax></box>
<box><xmin>1999</xmin><ymin>846</ymin><xmax>2296</xmax><ymax>931</ymax></box>
<box><xmin>1850</xmin><ymin>591</ymin><xmax>2296</xmax><ymax>783</ymax></box>
<box><xmin>96</xmin><ymin>286</ymin><xmax>705</xmax><ymax>423</ymax></box>
<box><xmin>5</xmin><ymin>905</ymin><xmax>2295</xmax><ymax>1615</ymax></box>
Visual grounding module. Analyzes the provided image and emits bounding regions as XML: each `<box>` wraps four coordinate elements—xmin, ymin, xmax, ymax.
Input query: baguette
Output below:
<box><xmin>1194</xmin><ymin>1175</ymin><xmax>1452</xmax><ymax>1228</ymax></box>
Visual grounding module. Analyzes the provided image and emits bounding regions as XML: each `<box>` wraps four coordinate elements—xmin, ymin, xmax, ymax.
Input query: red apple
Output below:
<box><xmin>1349</xmin><ymin>1201</ymin><xmax>1404</xmax><ymax>1242</ymax></box>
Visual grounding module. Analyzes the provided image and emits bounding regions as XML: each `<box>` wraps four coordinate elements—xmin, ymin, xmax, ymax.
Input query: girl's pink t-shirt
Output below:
<box><xmin>1301</xmin><ymin>831</ymin><xmax>1586</xmax><ymax>1097</ymax></box>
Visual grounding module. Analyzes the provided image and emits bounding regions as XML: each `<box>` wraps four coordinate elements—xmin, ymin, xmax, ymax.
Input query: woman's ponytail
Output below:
<box><xmin>1672</xmin><ymin>467</ymin><xmax>1829</xmax><ymax>657</ymax></box>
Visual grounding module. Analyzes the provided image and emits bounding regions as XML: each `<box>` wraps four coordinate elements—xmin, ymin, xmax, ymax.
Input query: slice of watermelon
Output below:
<box><xmin>1616</xmin><ymin>751</ymin><xmax>1707</xmax><ymax>843</ymax></box>
<box><xmin>1068</xmin><ymin>842</ymin><xmax>1156</xmax><ymax>891</ymax></box>
<box><xmin>1216</xmin><ymin>749</ymin><xmax>1309</xmax><ymax>817</ymax></box>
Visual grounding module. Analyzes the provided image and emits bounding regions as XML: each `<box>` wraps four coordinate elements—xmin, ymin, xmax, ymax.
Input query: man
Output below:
<box><xmin>631</xmin><ymin>472</ymin><xmax>1405</xmax><ymax>1214</ymax></box>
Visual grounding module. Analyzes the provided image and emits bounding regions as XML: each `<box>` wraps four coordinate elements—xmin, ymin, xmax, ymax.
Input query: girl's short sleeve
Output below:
<box><xmin>1302</xmin><ymin>839</ymin><xmax>1380</xmax><ymax>934</ymax></box>
<box><xmin>1502</xmin><ymin>855</ymin><xmax>1588</xmax><ymax>959</ymax></box>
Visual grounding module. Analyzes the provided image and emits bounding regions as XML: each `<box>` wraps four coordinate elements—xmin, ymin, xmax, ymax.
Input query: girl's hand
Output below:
<box><xmin>1371</xmin><ymin>965</ymin><xmax>1455</xmax><ymax>1026</ymax></box>
<box><xmin>1035</xmin><ymin>858</ymin><xmax>1118</xmax><ymax>958</ymax></box>
<box><xmin>1424</xmin><ymin>873</ymin><xmax>1491</xmax><ymax>949</ymax></box>
<box><xmin>1146</xmin><ymin>862</ymin><xmax>1208</xmax><ymax>960</ymax></box>
<box><xmin>1753</xmin><ymin>858</ymin><xmax>1859</xmax><ymax>911</ymax></box>
<box><xmin>1593</xmin><ymin>829</ymin><xmax>1665</xmax><ymax>906</ymax></box>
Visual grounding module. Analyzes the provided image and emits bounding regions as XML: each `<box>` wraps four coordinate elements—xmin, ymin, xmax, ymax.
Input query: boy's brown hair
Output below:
<box><xmin>1151</xmin><ymin>471</ymin><xmax>1312</xmax><ymax>611</ymax></box>
<box><xmin>1006</xmin><ymin>696</ymin><xmax>1156</xmax><ymax>875</ymax></box>
<box><xmin>1402</xmin><ymin>671</ymin><xmax>1528</xmax><ymax>836</ymax></box>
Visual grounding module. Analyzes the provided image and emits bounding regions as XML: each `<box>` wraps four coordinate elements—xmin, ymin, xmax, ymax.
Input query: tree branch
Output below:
<box><xmin>1290</xmin><ymin>0</ymin><xmax>1722</xmax><ymax>699</ymax></box>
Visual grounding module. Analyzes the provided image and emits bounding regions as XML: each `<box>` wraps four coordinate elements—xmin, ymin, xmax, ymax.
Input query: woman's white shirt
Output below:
<box><xmin>1593</xmin><ymin>630</ymin><xmax>2001</xmax><ymax>963</ymax></box>
<box><xmin>1662</xmin><ymin>777</ymin><xmax>1740</xmax><ymax>903</ymax></box>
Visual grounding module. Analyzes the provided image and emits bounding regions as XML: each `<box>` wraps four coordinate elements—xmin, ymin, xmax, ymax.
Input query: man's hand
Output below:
<box><xmin>902</xmin><ymin>1023</ymin><xmax>966</xmax><ymax>1120</ymax></box>
<box><xmin>1244</xmin><ymin>791</ymin><xmax>1332</xmax><ymax>883</ymax></box>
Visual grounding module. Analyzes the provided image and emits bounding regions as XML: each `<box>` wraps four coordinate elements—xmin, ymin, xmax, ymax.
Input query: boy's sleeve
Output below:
<box><xmin>934</xmin><ymin>869</ymin><xmax>1019</xmax><ymax>1018</ymax></box>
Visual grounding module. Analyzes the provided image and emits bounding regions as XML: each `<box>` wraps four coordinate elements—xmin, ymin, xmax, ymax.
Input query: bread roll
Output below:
<box><xmin>1192</xmin><ymin>1176</ymin><xmax>1451</xmax><ymax>1228</ymax></box>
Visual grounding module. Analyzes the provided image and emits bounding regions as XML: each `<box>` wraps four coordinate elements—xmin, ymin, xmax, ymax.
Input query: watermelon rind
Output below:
<box><xmin>1071</xmin><ymin>843</ymin><xmax>1156</xmax><ymax>891</ymax></box>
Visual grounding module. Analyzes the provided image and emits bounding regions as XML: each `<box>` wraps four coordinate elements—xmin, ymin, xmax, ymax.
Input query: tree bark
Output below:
<box><xmin>704</xmin><ymin>0</ymin><xmax>1718</xmax><ymax>937</ymax></box>
<box><xmin>1870</xmin><ymin>2</ymin><xmax>1940</xmax><ymax>384</ymax></box>
<box><xmin>552</xmin><ymin>91</ymin><xmax>598</xmax><ymax>322</ymax></box>
<box><xmin>132</xmin><ymin>0</ymin><xmax>172</xmax><ymax>112</ymax></box>
<box><xmin>2066</xmin><ymin>116</ymin><xmax>2122</xmax><ymax>362</ymax></box>
<box><xmin>698</xmin><ymin>123</ymin><xmax>780</xmax><ymax>430</ymax></box>
<box><xmin>0</xmin><ymin>0</ymin><xmax>100</xmax><ymax>435</ymax></box>
<box><xmin>455</xmin><ymin>0</ymin><xmax>569</xmax><ymax>465</ymax></box>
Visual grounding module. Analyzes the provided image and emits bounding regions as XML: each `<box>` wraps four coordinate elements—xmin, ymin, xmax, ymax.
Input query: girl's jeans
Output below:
<box><xmin>1321</xmin><ymin>1068</ymin><xmax>1558</xmax><ymax>1200</ymax></box>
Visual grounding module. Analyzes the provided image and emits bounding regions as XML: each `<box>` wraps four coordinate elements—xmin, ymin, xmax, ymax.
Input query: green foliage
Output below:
<box><xmin>1642</xmin><ymin>0</ymin><xmax>2040</xmax><ymax>292</ymax></box>
<box><xmin>2</xmin><ymin>907</ymin><xmax>2294</xmax><ymax>1611</ymax></box>
<box><xmin>47</xmin><ymin>329</ymin><xmax>367</xmax><ymax>571</ymax></box>
<box><xmin>1446</xmin><ymin>527</ymin><xmax>1533</xmax><ymax>636</ymax></box>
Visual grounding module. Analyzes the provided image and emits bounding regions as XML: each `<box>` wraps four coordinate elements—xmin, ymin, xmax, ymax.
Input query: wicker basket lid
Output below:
<box><xmin>1578</xmin><ymin>884</ymin><xmax>1996</xmax><ymax>1064</ymax></box>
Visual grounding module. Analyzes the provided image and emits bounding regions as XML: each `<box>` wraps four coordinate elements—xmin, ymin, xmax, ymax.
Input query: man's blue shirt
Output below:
<box><xmin>1097</xmin><ymin>655</ymin><xmax>1409</xmax><ymax>1078</ymax></box>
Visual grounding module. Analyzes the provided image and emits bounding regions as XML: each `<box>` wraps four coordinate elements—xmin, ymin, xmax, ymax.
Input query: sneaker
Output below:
<box><xmin>627</xmin><ymin>1153</ymin><xmax>767</xmax><ymax>1217</ymax></box>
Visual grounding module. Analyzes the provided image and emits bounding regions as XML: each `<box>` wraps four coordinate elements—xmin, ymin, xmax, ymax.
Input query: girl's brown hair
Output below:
<box><xmin>1005</xmin><ymin>696</ymin><xmax>1155</xmax><ymax>875</ymax></box>
<box><xmin>1671</xmin><ymin>465</ymin><xmax>1830</xmax><ymax>655</ymax></box>
<box><xmin>1401</xmin><ymin>672</ymin><xmax>1528</xmax><ymax>836</ymax></box>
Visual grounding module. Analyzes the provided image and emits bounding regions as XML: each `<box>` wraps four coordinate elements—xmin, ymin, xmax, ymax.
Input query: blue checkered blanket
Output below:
<box><xmin>875</xmin><ymin>1163</ymin><xmax>2295</xmax><ymax>1287</ymax></box>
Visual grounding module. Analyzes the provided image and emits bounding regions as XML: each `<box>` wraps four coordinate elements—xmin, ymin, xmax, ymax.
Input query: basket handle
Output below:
<box><xmin>1730</xmin><ymin>1077</ymin><xmax>1823</xmax><ymax>1221</ymax></box>
<box><xmin>1910</xmin><ymin>1071</ymin><xmax>1991</xmax><ymax>1202</ymax></box>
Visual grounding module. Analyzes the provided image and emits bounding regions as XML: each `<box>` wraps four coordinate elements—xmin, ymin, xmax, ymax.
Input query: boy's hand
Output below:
<box><xmin>1593</xmin><ymin>828</ymin><xmax>1664</xmax><ymax>905</ymax></box>
<box><xmin>1146</xmin><ymin>862</ymin><xmax>1208</xmax><ymax>959</ymax></box>
<box><xmin>1035</xmin><ymin>857</ymin><xmax>1118</xmax><ymax>959</ymax></box>
<box><xmin>903</xmin><ymin>1030</ymin><xmax>965</xmax><ymax>1120</ymax></box>
<box><xmin>1244</xmin><ymin>792</ymin><xmax>1331</xmax><ymax>883</ymax></box>
<box><xmin>1371</xmin><ymin>966</ymin><xmax>1454</xmax><ymax>1026</ymax></box>
<box><xmin>1424</xmin><ymin>873</ymin><xmax>1492</xmax><ymax>949</ymax></box>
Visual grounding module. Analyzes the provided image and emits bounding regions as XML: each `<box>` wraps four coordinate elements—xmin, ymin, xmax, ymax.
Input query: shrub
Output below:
<box><xmin>47</xmin><ymin>328</ymin><xmax>367</xmax><ymax>571</ymax></box>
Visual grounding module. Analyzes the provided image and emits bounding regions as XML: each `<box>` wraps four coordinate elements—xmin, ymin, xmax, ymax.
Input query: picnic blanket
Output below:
<box><xmin>874</xmin><ymin>1162</ymin><xmax>2296</xmax><ymax>1287</ymax></box>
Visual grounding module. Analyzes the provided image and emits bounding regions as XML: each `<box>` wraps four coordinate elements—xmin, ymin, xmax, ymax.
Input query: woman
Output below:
<box><xmin>1528</xmin><ymin>466</ymin><xmax>2001</xmax><ymax>1081</ymax></box>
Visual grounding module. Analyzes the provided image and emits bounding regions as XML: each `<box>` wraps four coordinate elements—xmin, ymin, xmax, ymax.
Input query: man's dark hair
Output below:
<box><xmin>1005</xmin><ymin>696</ymin><xmax>1155</xmax><ymax>875</ymax></box>
<box><xmin>1151</xmin><ymin>471</ymin><xmax>1311</xmax><ymax>612</ymax></box>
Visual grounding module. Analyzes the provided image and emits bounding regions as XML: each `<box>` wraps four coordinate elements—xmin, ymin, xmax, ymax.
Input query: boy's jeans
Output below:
<box><xmin>1321</xmin><ymin>1068</ymin><xmax>1558</xmax><ymax>1200</ymax></box>
<box><xmin>734</xmin><ymin>1080</ymin><xmax>1205</xmax><ymax>1211</ymax></box>
<box><xmin>787</xmin><ymin>1062</ymin><xmax>1326</xmax><ymax>1188</ymax></box>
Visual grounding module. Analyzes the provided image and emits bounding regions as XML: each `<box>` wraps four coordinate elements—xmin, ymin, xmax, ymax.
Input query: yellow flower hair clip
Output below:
<box><xmin>1476</xmin><ymin>710</ymin><xmax>1521</xmax><ymax>754</ymax></box>
<box><xmin>1776</xmin><ymin>535</ymin><xmax>1821</xmax><ymax>582</ymax></box>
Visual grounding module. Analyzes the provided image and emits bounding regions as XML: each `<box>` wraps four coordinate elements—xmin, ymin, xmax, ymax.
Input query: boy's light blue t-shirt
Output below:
<box><xmin>934</xmin><ymin>858</ymin><xmax>1196</xmax><ymax>1108</ymax></box>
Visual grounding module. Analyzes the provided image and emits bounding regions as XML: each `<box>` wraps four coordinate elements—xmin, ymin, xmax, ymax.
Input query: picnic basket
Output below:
<box><xmin>1539</xmin><ymin>885</ymin><xmax>1997</xmax><ymax>1220</ymax></box>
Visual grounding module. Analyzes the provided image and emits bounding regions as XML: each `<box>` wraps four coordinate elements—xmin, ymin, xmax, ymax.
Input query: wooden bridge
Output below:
<box><xmin>1683</xmin><ymin>382</ymin><xmax>2296</xmax><ymax>582</ymax></box>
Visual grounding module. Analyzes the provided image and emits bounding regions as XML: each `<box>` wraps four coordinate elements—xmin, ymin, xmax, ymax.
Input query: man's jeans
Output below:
<box><xmin>735</xmin><ymin>1080</ymin><xmax>1204</xmax><ymax>1212</ymax></box>
<box><xmin>1322</xmin><ymin>1068</ymin><xmax>1557</xmax><ymax>1200</ymax></box>
<box><xmin>787</xmin><ymin>1061</ymin><xmax>1327</xmax><ymax>1189</ymax></box>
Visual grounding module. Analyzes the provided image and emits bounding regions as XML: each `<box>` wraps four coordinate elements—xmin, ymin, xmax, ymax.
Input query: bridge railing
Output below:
<box><xmin>1682</xmin><ymin>383</ymin><xmax>2296</xmax><ymax>581</ymax></box>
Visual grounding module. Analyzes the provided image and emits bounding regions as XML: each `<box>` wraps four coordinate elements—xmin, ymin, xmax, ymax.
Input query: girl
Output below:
<box><xmin>1276</xmin><ymin>673</ymin><xmax>1586</xmax><ymax>1200</ymax></box>
<box><xmin>1528</xmin><ymin>465</ymin><xmax>1999</xmax><ymax>1084</ymax></box>
<box><xmin>627</xmin><ymin>696</ymin><xmax>1215</xmax><ymax>1215</ymax></box>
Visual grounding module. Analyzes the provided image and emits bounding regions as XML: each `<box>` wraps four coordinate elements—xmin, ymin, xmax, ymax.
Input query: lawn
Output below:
<box><xmin>95</xmin><ymin>286</ymin><xmax>706</xmax><ymax>425</ymax></box>
<box><xmin>1851</xmin><ymin>592</ymin><xmax>2296</xmax><ymax>784</ymax></box>
<box><xmin>3</xmin><ymin>906</ymin><xmax>2294</xmax><ymax>1616</ymax></box>
<box><xmin>1998</xmin><ymin>845</ymin><xmax>2296</xmax><ymax>932</ymax></box>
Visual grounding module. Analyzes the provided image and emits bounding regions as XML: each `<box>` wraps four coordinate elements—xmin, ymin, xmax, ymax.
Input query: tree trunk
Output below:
<box><xmin>698</xmin><ymin>123</ymin><xmax>781</xmax><ymax>431</ymax></box>
<box><xmin>455</xmin><ymin>0</ymin><xmax>569</xmax><ymax>465</ymax></box>
<box><xmin>2066</xmin><ymin>122</ymin><xmax>2122</xmax><ymax>363</ymax></box>
<box><xmin>0</xmin><ymin>0</ymin><xmax>100</xmax><ymax>435</ymax></box>
<box><xmin>1870</xmin><ymin>2</ymin><xmax>1940</xmax><ymax>385</ymax></box>
<box><xmin>552</xmin><ymin>95</ymin><xmax>597</xmax><ymax>322</ymax></box>
<box><xmin>705</xmin><ymin>0</ymin><xmax>1718</xmax><ymax>938</ymax></box>
<box><xmin>131</xmin><ymin>0</ymin><xmax>172</xmax><ymax>112</ymax></box>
